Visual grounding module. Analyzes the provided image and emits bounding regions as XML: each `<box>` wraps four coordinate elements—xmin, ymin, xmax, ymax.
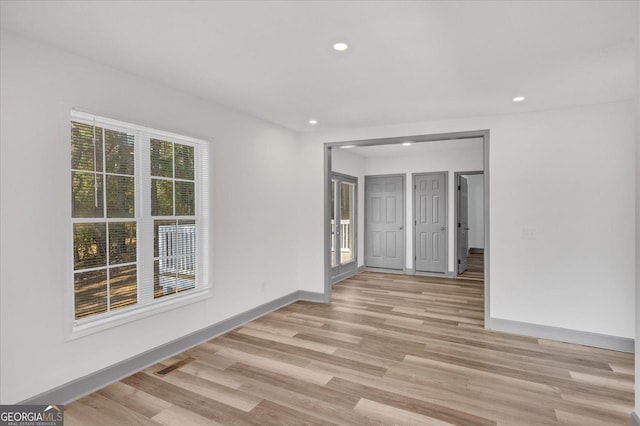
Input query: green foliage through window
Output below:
<box><xmin>71</xmin><ymin>120</ymin><xmax>137</xmax><ymax>320</ymax></box>
<box><xmin>71</xmin><ymin>113</ymin><xmax>206</xmax><ymax>325</ymax></box>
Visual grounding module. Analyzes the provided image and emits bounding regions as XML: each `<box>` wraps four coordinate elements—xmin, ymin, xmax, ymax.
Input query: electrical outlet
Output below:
<box><xmin>522</xmin><ymin>228</ymin><xmax>535</xmax><ymax>240</ymax></box>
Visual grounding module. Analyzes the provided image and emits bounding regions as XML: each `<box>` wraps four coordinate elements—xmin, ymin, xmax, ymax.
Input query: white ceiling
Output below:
<box><xmin>1</xmin><ymin>1</ymin><xmax>637</xmax><ymax>132</ymax></box>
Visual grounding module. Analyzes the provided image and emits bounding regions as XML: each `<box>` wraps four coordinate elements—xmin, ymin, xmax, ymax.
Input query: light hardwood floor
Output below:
<box><xmin>66</xmin><ymin>272</ymin><xmax>634</xmax><ymax>425</ymax></box>
<box><xmin>458</xmin><ymin>252</ymin><xmax>484</xmax><ymax>281</ymax></box>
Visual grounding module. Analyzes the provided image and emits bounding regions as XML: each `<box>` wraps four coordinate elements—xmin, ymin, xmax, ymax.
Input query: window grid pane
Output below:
<box><xmin>71</xmin><ymin>121</ymin><xmax>103</xmax><ymax>172</ymax></box>
<box><xmin>151</xmin><ymin>179</ymin><xmax>174</xmax><ymax>216</ymax></box>
<box><xmin>108</xmin><ymin>222</ymin><xmax>137</xmax><ymax>265</ymax></box>
<box><xmin>174</xmin><ymin>144</ymin><xmax>194</xmax><ymax>180</ymax></box>
<box><xmin>74</xmin><ymin>223</ymin><xmax>107</xmax><ymax>270</ymax></box>
<box><xmin>175</xmin><ymin>181</ymin><xmax>195</xmax><ymax>216</ymax></box>
<box><xmin>72</xmin><ymin>171</ymin><xmax>104</xmax><ymax>218</ymax></box>
<box><xmin>105</xmin><ymin>129</ymin><xmax>135</xmax><ymax>175</ymax></box>
<box><xmin>151</xmin><ymin>140</ymin><xmax>197</xmax><ymax>300</ymax></box>
<box><xmin>153</xmin><ymin>220</ymin><xmax>196</xmax><ymax>299</ymax></box>
<box><xmin>150</xmin><ymin>139</ymin><xmax>173</xmax><ymax>178</ymax></box>
<box><xmin>72</xmin><ymin>120</ymin><xmax>139</xmax><ymax>320</ymax></box>
<box><xmin>74</xmin><ymin>269</ymin><xmax>108</xmax><ymax>319</ymax></box>
<box><xmin>109</xmin><ymin>265</ymin><xmax>137</xmax><ymax>311</ymax></box>
<box><xmin>106</xmin><ymin>175</ymin><xmax>135</xmax><ymax>218</ymax></box>
<box><xmin>71</xmin><ymin>113</ymin><xmax>206</xmax><ymax>325</ymax></box>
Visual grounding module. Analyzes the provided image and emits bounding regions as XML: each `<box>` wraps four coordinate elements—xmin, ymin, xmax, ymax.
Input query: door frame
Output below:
<box><xmin>453</xmin><ymin>171</ymin><xmax>484</xmax><ymax>277</ymax></box>
<box><xmin>331</xmin><ymin>172</ymin><xmax>358</xmax><ymax>284</ymax></box>
<box><xmin>364</xmin><ymin>174</ymin><xmax>406</xmax><ymax>273</ymax></box>
<box><xmin>412</xmin><ymin>171</ymin><xmax>448</xmax><ymax>276</ymax></box>
<box><xmin>324</xmin><ymin>129</ymin><xmax>491</xmax><ymax>327</ymax></box>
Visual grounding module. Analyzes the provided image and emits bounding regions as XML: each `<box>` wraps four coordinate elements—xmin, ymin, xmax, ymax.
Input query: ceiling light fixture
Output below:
<box><xmin>513</xmin><ymin>96</ymin><xmax>525</xmax><ymax>102</ymax></box>
<box><xmin>401</xmin><ymin>141</ymin><xmax>412</xmax><ymax>147</ymax></box>
<box><xmin>308</xmin><ymin>119</ymin><xmax>318</xmax><ymax>125</ymax></box>
<box><xmin>333</xmin><ymin>42</ymin><xmax>349</xmax><ymax>52</ymax></box>
<box><xmin>340</xmin><ymin>145</ymin><xmax>356</xmax><ymax>149</ymax></box>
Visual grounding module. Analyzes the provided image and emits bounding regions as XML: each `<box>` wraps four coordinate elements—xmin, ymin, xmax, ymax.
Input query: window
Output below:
<box><xmin>70</xmin><ymin>111</ymin><xmax>210</xmax><ymax>331</ymax></box>
<box><xmin>150</xmin><ymin>138</ymin><xmax>196</xmax><ymax>298</ymax></box>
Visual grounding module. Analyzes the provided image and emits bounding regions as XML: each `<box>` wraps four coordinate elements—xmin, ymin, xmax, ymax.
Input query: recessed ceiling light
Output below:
<box><xmin>308</xmin><ymin>119</ymin><xmax>318</xmax><ymax>125</ymax></box>
<box><xmin>333</xmin><ymin>42</ymin><xmax>349</xmax><ymax>52</ymax></box>
<box><xmin>340</xmin><ymin>145</ymin><xmax>356</xmax><ymax>149</ymax></box>
<box><xmin>401</xmin><ymin>142</ymin><xmax>412</xmax><ymax>147</ymax></box>
<box><xmin>513</xmin><ymin>96</ymin><xmax>525</xmax><ymax>102</ymax></box>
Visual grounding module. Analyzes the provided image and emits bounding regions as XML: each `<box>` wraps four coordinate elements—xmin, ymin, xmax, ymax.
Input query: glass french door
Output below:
<box><xmin>331</xmin><ymin>173</ymin><xmax>357</xmax><ymax>283</ymax></box>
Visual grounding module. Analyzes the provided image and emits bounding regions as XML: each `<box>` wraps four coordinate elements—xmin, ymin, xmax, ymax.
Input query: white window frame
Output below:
<box><xmin>67</xmin><ymin>110</ymin><xmax>211</xmax><ymax>340</ymax></box>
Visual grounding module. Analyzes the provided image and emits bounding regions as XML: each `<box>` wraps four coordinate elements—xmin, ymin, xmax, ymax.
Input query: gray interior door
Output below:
<box><xmin>365</xmin><ymin>175</ymin><xmax>404</xmax><ymax>270</ymax></box>
<box><xmin>414</xmin><ymin>172</ymin><xmax>447</xmax><ymax>273</ymax></box>
<box><xmin>458</xmin><ymin>176</ymin><xmax>469</xmax><ymax>274</ymax></box>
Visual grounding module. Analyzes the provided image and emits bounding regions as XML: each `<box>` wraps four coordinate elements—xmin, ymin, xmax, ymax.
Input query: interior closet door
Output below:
<box><xmin>365</xmin><ymin>175</ymin><xmax>404</xmax><ymax>270</ymax></box>
<box><xmin>414</xmin><ymin>172</ymin><xmax>447</xmax><ymax>273</ymax></box>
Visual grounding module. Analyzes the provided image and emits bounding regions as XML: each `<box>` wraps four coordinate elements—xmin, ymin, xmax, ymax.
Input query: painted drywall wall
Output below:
<box><xmin>298</xmin><ymin>100</ymin><xmax>635</xmax><ymax>340</ymax></box>
<box><xmin>0</xmin><ymin>32</ymin><xmax>301</xmax><ymax>403</ymax></box>
<box><xmin>465</xmin><ymin>174</ymin><xmax>485</xmax><ymax>250</ymax></box>
<box><xmin>331</xmin><ymin>148</ymin><xmax>365</xmax><ymax>267</ymax></box>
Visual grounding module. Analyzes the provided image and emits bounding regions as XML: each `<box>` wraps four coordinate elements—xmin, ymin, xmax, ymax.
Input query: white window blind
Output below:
<box><xmin>70</xmin><ymin>111</ymin><xmax>210</xmax><ymax>330</ymax></box>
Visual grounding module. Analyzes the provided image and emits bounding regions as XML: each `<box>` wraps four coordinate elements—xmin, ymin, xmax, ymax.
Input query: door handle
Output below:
<box><xmin>399</xmin><ymin>226</ymin><xmax>403</xmax><ymax>230</ymax></box>
<box><xmin>440</xmin><ymin>227</ymin><xmax>446</xmax><ymax>231</ymax></box>
<box><xmin>465</xmin><ymin>227</ymin><xmax>470</xmax><ymax>230</ymax></box>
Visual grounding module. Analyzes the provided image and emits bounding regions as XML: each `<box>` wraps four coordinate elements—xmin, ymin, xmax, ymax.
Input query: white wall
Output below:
<box><xmin>298</xmin><ymin>100</ymin><xmax>635</xmax><ymax>340</ymax></box>
<box><xmin>465</xmin><ymin>174</ymin><xmax>485</xmax><ymax>250</ymax></box>
<box><xmin>0</xmin><ymin>32</ymin><xmax>301</xmax><ymax>403</ymax></box>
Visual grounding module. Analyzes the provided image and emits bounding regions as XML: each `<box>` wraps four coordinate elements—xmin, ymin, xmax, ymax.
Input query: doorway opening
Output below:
<box><xmin>324</xmin><ymin>130</ymin><xmax>491</xmax><ymax>324</ymax></box>
<box><xmin>454</xmin><ymin>171</ymin><xmax>484</xmax><ymax>280</ymax></box>
<box><xmin>330</xmin><ymin>172</ymin><xmax>358</xmax><ymax>284</ymax></box>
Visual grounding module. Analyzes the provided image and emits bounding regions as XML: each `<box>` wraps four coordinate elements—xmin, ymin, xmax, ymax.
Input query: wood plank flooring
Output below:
<box><xmin>458</xmin><ymin>252</ymin><xmax>483</xmax><ymax>281</ymax></box>
<box><xmin>65</xmin><ymin>272</ymin><xmax>634</xmax><ymax>425</ymax></box>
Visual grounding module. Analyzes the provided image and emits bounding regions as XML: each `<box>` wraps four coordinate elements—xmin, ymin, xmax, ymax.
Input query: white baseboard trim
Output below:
<box><xmin>414</xmin><ymin>270</ymin><xmax>447</xmax><ymax>278</ymax></box>
<box><xmin>19</xmin><ymin>290</ymin><xmax>327</xmax><ymax>405</ymax></box>
<box><xmin>487</xmin><ymin>317</ymin><xmax>634</xmax><ymax>353</ymax></box>
<box><xmin>631</xmin><ymin>411</ymin><xmax>640</xmax><ymax>426</ymax></box>
<box><xmin>367</xmin><ymin>267</ymin><xmax>454</xmax><ymax>279</ymax></box>
<box><xmin>365</xmin><ymin>267</ymin><xmax>406</xmax><ymax>275</ymax></box>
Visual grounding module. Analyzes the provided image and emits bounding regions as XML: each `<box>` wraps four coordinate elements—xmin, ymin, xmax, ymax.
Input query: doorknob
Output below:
<box><xmin>465</xmin><ymin>227</ymin><xmax>470</xmax><ymax>230</ymax></box>
<box><xmin>440</xmin><ymin>227</ymin><xmax>446</xmax><ymax>231</ymax></box>
<box><xmin>399</xmin><ymin>226</ymin><xmax>403</xmax><ymax>230</ymax></box>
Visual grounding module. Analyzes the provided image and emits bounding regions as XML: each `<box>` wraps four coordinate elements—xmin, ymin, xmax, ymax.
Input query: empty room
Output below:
<box><xmin>1</xmin><ymin>1</ymin><xmax>639</xmax><ymax>425</ymax></box>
